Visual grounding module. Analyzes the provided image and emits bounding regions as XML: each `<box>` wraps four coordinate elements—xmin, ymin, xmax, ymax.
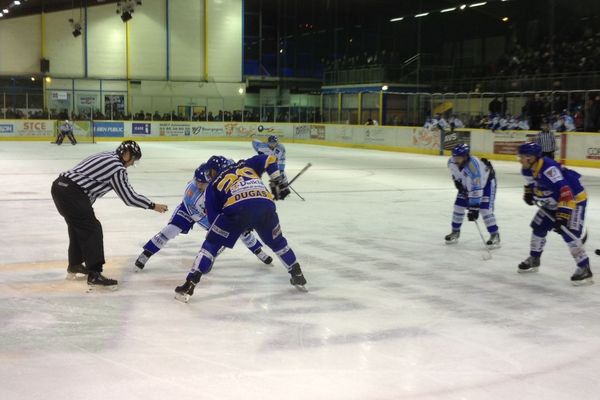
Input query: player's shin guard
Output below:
<box><xmin>241</xmin><ymin>230</ymin><xmax>273</xmax><ymax>264</ymax></box>
<box><xmin>451</xmin><ymin>204</ymin><xmax>466</xmax><ymax>232</ymax></box>
<box><xmin>192</xmin><ymin>241</ymin><xmax>220</xmax><ymax>274</ymax></box>
<box><xmin>480</xmin><ymin>209</ymin><xmax>498</xmax><ymax>234</ymax></box>
<box><xmin>530</xmin><ymin>231</ymin><xmax>547</xmax><ymax>258</ymax></box>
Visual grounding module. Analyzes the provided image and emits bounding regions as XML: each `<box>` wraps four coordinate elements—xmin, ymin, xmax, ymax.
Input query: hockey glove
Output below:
<box><xmin>523</xmin><ymin>185</ymin><xmax>534</xmax><ymax>206</ymax></box>
<box><xmin>269</xmin><ymin>175</ymin><xmax>291</xmax><ymax>201</ymax></box>
<box><xmin>467</xmin><ymin>207</ymin><xmax>479</xmax><ymax>221</ymax></box>
<box><xmin>554</xmin><ymin>207</ymin><xmax>572</xmax><ymax>233</ymax></box>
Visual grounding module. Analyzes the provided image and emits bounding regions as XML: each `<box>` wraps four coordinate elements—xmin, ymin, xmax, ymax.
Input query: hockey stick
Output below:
<box><xmin>287</xmin><ymin>163</ymin><xmax>312</xmax><ymax>186</ymax></box>
<box><xmin>534</xmin><ymin>202</ymin><xmax>587</xmax><ymax>244</ymax></box>
<box><xmin>289</xmin><ymin>185</ymin><xmax>305</xmax><ymax>201</ymax></box>
<box><xmin>473</xmin><ymin>220</ymin><xmax>493</xmax><ymax>260</ymax></box>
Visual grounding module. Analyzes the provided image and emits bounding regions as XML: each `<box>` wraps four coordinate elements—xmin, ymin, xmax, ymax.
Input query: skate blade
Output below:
<box><xmin>517</xmin><ymin>267</ymin><xmax>539</xmax><ymax>274</ymax></box>
<box><xmin>571</xmin><ymin>278</ymin><xmax>594</xmax><ymax>286</ymax></box>
<box><xmin>134</xmin><ymin>265</ymin><xmax>144</xmax><ymax>273</ymax></box>
<box><xmin>292</xmin><ymin>284</ymin><xmax>308</xmax><ymax>292</ymax></box>
<box><xmin>66</xmin><ymin>272</ymin><xmax>87</xmax><ymax>281</ymax></box>
<box><xmin>174</xmin><ymin>293</ymin><xmax>191</xmax><ymax>303</ymax></box>
<box><xmin>86</xmin><ymin>284</ymin><xmax>118</xmax><ymax>293</ymax></box>
<box><xmin>486</xmin><ymin>243</ymin><xmax>501</xmax><ymax>250</ymax></box>
<box><xmin>445</xmin><ymin>240</ymin><xmax>459</xmax><ymax>245</ymax></box>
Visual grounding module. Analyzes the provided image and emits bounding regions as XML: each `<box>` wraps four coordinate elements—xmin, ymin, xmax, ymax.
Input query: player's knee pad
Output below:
<box><xmin>530</xmin><ymin>211</ymin><xmax>553</xmax><ymax>232</ymax></box>
<box><xmin>161</xmin><ymin>224</ymin><xmax>183</xmax><ymax>240</ymax></box>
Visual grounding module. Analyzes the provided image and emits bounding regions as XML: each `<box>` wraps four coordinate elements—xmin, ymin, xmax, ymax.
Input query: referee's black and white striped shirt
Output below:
<box><xmin>535</xmin><ymin>130</ymin><xmax>556</xmax><ymax>152</ymax></box>
<box><xmin>60</xmin><ymin>151</ymin><xmax>152</xmax><ymax>208</ymax></box>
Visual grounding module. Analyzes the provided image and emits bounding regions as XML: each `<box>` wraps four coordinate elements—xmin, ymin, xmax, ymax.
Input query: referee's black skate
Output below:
<box><xmin>289</xmin><ymin>263</ymin><xmax>307</xmax><ymax>291</ymax></box>
<box><xmin>445</xmin><ymin>230</ymin><xmax>460</xmax><ymax>244</ymax></box>
<box><xmin>518</xmin><ymin>256</ymin><xmax>540</xmax><ymax>273</ymax></box>
<box><xmin>174</xmin><ymin>271</ymin><xmax>202</xmax><ymax>303</ymax></box>
<box><xmin>66</xmin><ymin>263</ymin><xmax>89</xmax><ymax>280</ymax></box>
<box><xmin>254</xmin><ymin>248</ymin><xmax>273</xmax><ymax>265</ymax></box>
<box><xmin>87</xmin><ymin>271</ymin><xmax>118</xmax><ymax>291</ymax></box>
<box><xmin>571</xmin><ymin>266</ymin><xmax>594</xmax><ymax>286</ymax></box>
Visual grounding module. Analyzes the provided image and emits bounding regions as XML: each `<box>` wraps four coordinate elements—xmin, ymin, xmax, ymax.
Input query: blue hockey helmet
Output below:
<box><xmin>194</xmin><ymin>163</ymin><xmax>212</xmax><ymax>183</ymax></box>
<box><xmin>452</xmin><ymin>143</ymin><xmax>470</xmax><ymax>157</ymax></box>
<box><xmin>268</xmin><ymin>135</ymin><xmax>278</xmax><ymax>144</ymax></box>
<box><xmin>206</xmin><ymin>155</ymin><xmax>233</xmax><ymax>174</ymax></box>
<box><xmin>518</xmin><ymin>141</ymin><xmax>542</xmax><ymax>158</ymax></box>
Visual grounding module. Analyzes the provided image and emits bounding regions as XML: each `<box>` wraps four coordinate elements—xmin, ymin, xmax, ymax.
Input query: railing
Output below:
<box><xmin>3</xmin><ymin>89</ymin><xmax>600</xmax><ymax>132</ymax></box>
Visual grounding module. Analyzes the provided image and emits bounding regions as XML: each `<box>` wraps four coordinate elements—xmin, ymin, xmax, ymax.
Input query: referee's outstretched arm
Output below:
<box><xmin>114</xmin><ymin>150</ymin><xmax>168</xmax><ymax>212</ymax></box>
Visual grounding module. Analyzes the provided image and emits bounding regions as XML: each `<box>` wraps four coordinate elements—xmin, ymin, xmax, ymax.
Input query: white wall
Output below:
<box><xmin>45</xmin><ymin>10</ymin><xmax>84</xmax><ymax>77</ymax></box>
<box><xmin>87</xmin><ymin>5</ymin><xmax>127</xmax><ymax>78</ymax></box>
<box><xmin>0</xmin><ymin>0</ymin><xmax>242</xmax><ymax>82</ymax></box>
<box><xmin>0</xmin><ymin>15</ymin><xmax>41</xmax><ymax>75</ymax></box>
<box><xmin>206</xmin><ymin>0</ymin><xmax>242</xmax><ymax>82</ymax></box>
<box><xmin>129</xmin><ymin>0</ymin><xmax>167</xmax><ymax>79</ymax></box>
<box><xmin>169</xmin><ymin>0</ymin><xmax>205</xmax><ymax>80</ymax></box>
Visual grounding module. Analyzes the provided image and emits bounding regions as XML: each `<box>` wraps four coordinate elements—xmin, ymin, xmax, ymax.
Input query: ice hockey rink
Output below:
<box><xmin>1</xmin><ymin>140</ymin><xmax>600</xmax><ymax>400</ymax></box>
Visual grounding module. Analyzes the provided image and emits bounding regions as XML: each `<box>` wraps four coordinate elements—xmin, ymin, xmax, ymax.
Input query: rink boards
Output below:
<box><xmin>1</xmin><ymin>119</ymin><xmax>599</xmax><ymax>168</ymax></box>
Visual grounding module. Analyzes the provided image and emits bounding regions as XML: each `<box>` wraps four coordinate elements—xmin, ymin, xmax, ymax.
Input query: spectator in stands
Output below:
<box><xmin>488</xmin><ymin>97</ymin><xmax>502</xmax><ymax>115</ymax></box>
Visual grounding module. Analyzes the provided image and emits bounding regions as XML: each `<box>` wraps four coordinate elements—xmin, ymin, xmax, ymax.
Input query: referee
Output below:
<box><xmin>535</xmin><ymin>120</ymin><xmax>557</xmax><ymax>159</ymax></box>
<box><xmin>51</xmin><ymin>140</ymin><xmax>168</xmax><ymax>289</ymax></box>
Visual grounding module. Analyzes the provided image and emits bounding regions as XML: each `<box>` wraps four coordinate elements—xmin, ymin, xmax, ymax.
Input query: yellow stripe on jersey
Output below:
<box><xmin>265</xmin><ymin>155</ymin><xmax>278</xmax><ymax>169</ymax></box>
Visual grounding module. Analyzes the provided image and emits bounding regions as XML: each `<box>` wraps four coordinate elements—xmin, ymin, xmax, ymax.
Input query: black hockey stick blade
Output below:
<box><xmin>287</xmin><ymin>163</ymin><xmax>312</xmax><ymax>187</ymax></box>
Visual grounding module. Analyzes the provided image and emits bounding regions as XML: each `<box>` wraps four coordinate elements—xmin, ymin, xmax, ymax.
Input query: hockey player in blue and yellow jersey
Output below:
<box><xmin>445</xmin><ymin>144</ymin><xmax>500</xmax><ymax>247</ymax></box>
<box><xmin>517</xmin><ymin>142</ymin><xmax>593</xmax><ymax>285</ymax></box>
<box><xmin>174</xmin><ymin>153</ymin><xmax>305</xmax><ymax>302</ymax></box>
<box><xmin>135</xmin><ymin>159</ymin><xmax>273</xmax><ymax>270</ymax></box>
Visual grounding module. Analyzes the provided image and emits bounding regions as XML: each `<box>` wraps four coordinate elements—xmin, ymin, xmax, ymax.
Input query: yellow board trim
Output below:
<box><xmin>203</xmin><ymin>0</ymin><xmax>208</xmax><ymax>81</ymax></box>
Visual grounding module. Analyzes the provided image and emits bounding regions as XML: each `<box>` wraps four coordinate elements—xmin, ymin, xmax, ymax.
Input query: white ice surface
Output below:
<box><xmin>1</xmin><ymin>141</ymin><xmax>600</xmax><ymax>400</ymax></box>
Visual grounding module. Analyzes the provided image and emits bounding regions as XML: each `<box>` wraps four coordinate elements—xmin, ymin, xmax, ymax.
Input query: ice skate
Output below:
<box><xmin>518</xmin><ymin>256</ymin><xmax>540</xmax><ymax>273</ymax></box>
<box><xmin>135</xmin><ymin>250</ymin><xmax>153</xmax><ymax>271</ymax></box>
<box><xmin>486</xmin><ymin>233</ymin><xmax>501</xmax><ymax>249</ymax></box>
<box><xmin>66</xmin><ymin>263</ymin><xmax>89</xmax><ymax>280</ymax></box>
<box><xmin>254</xmin><ymin>248</ymin><xmax>273</xmax><ymax>265</ymax></box>
<box><xmin>174</xmin><ymin>271</ymin><xmax>202</xmax><ymax>303</ymax></box>
<box><xmin>571</xmin><ymin>266</ymin><xmax>594</xmax><ymax>286</ymax></box>
<box><xmin>87</xmin><ymin>271</ymin><xmax>118</xmax><ymax>292</ymax></box>
<box><xmin>289</xmin><ymin>263</ymin><xmax>307</xmax><ymax>291</ymax></box>
<box><xmin>445</xmin><ymin>230</ymin><xmax>460</xmax><ymax>244</ymax></box>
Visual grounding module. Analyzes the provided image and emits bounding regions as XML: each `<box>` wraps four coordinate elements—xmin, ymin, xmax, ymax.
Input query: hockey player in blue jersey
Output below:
<box><xmin>517</xmin><ymin>142</ymin><xmax>593</xmax><ymax>285</ymax></box>
<box><xmin>174</xmin><ymin>153</ymin><xmax>305</xmax><ymax>302</ymax></box>
<box><xmin>252</xmin><ymin>135</ymin><xmax>286</xmax><ymax>171</ymax></box>
<box><xmin>445</xmin><ymin>144</ymin><xmax>500</xmax><ymax>247</ymax></box>
<box><xmin>135</xmin><ymin>159</ymin><xmax>273</xmax><ymax>270</ymax></box>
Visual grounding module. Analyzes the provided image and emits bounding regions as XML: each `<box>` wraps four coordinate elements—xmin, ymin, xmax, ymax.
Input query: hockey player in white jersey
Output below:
<box><xmin>445</xmin><ymin>144</ymin><xmax>500</xmax><ymax>247</ymax></box>
<box><xmin>135</xmin><ymin>157</ymin><xmax>273</xmax><ymax>270</ymax></box>
<box><xmin>252</xmin><ymin>135</ymin><xmax>286</xmax><ymax>171</ymax></box>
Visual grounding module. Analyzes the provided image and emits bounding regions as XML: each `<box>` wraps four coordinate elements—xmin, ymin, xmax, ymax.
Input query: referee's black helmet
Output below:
<box><xmin>117</xmin><ymin>140</ymin><xmax>142</xmax><ymax>161</ymax></box>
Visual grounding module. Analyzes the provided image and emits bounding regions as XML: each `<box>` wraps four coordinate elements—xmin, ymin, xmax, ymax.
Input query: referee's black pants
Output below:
<box><xmin>51</xmin><ymin>177</ymin><xmax>105</xmax><ymax>272</ymax></box>
<box><xmin>542</xmin><ymin>151</ymin><xmax>555</xmax><ymax>160</ymax></box>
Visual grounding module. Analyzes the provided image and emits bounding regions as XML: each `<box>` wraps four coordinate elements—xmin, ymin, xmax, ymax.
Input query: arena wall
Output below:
<box><xmin>1</xmin><ymin>120</ymin><xmax>600</xmax><ymax>168</ymax></box>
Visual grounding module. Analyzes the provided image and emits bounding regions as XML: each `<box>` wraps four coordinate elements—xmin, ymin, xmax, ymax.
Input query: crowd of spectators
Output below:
<box><xmin>496</xmin><ymin>31</ymin><xmax>600</xmax><ymax>76</ymax></box>
<box><xmin>322</xmin><ymin>50</ymin><xmax>401</xmax><ymax>71</ymax></box>
<box><xmin>1</xmin><ymin>107</ymin><xmax>322</xmax><ymax>123</ymax></box>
